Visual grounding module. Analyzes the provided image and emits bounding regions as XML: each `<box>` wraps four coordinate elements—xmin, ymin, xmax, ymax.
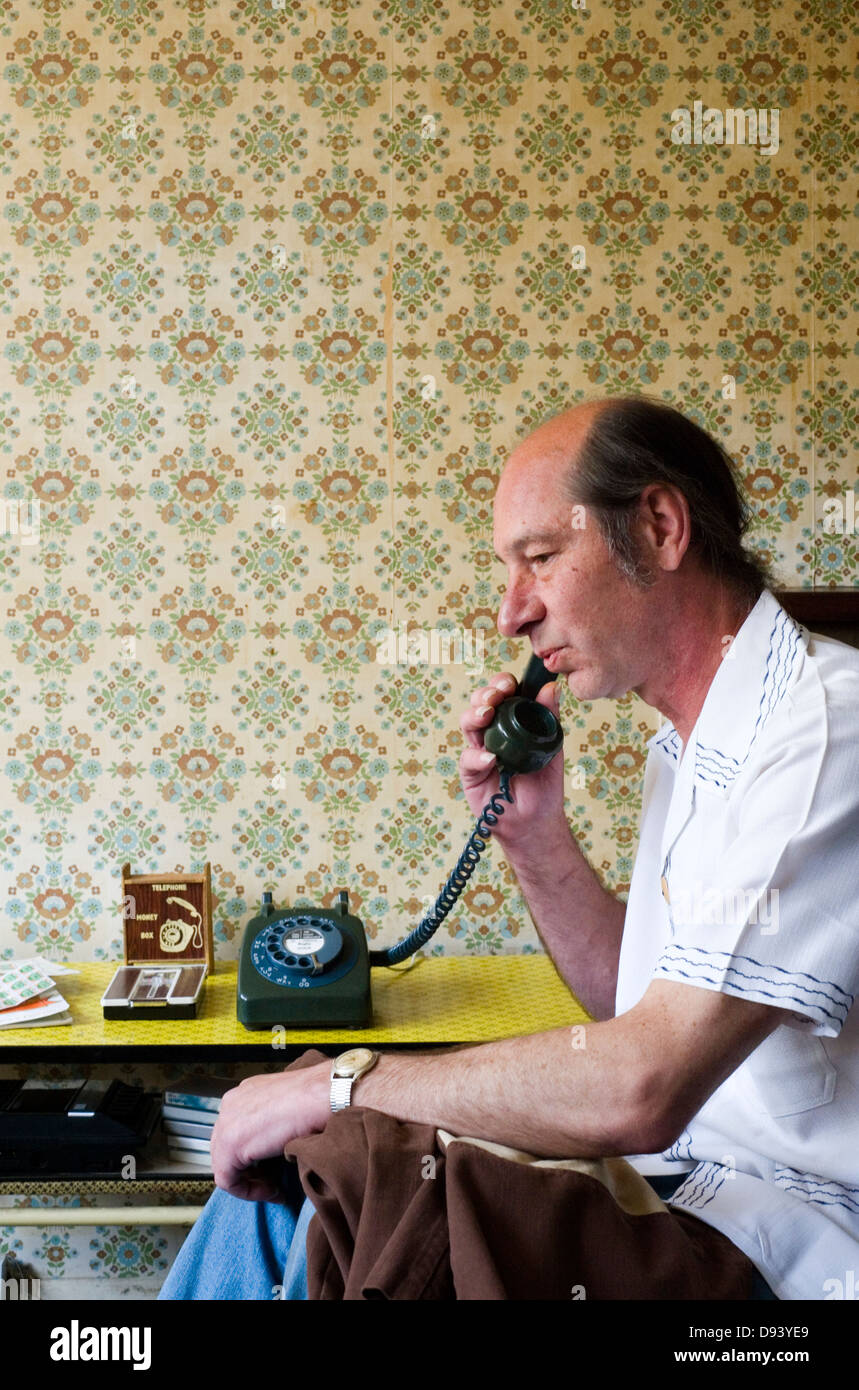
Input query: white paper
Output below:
<box><xmin>0</xmin><ymin>988</ymin><xmax>71</xmax><ymax>1028</ymax></box>
<box><xmin>0</xmin><ymin>955</ymin><xmax>80</xmax><ymax>978</ymax></box>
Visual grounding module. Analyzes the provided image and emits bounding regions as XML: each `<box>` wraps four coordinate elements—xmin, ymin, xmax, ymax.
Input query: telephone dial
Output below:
<box><xmin>237</xmin><ymin>655</ymin><xmax>562</xmax><ymax>1028</ymax></box>
<box><xmin>159</xmin><ymin>896</ymin><xmax>204</xmax><ymax>953</ymax></box>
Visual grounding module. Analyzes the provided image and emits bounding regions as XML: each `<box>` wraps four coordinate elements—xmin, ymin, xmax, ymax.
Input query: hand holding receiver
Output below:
<box><xmin>459</xmin><ymin>659</ymin><xmax>566</xmax><ymax>850</ymax></box>
<box><xmin>482</xmin><ymin>654</ymin><xmax>563</xmax><ymax>774</ymax></box>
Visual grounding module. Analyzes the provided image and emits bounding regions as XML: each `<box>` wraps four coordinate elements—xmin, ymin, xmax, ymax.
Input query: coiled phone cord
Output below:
<box><xmin>368</xmin><ymin>769</ymin><xmax>515</xmax><ymax>968</ymax></box>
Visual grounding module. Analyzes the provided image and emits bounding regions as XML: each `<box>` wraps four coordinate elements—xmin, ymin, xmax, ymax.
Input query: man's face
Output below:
<box><xmin>493</xmin><ymin>439</ymin><xmax>656</xmax><ymax>702</ymax></box>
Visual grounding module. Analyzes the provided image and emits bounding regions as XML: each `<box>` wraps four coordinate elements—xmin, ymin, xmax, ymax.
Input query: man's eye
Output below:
<box><xmin>531</xmin><ymin>553</ymin><xmax>553</xmax><ymax>566</ymax></box>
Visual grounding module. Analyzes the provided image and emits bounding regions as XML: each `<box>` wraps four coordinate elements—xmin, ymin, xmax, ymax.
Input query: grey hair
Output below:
<box><xmin>561</xmin><ymin>395</ymin><xmax>774</xmax><ymax>601</ymax></box>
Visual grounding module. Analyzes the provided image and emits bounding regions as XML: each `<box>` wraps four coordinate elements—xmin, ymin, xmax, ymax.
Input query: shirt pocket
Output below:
<box><xmin>743</xmin><ymin>1029</ymin><xmax>837</xmax><ymax>1118</ymax></box>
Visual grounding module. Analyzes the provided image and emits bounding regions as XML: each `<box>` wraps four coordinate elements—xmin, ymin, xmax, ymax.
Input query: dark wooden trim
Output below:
<box><xmin>775</xmin><ymin>588</ymin><xmax>859</xmax><ymax>625</ymax></box>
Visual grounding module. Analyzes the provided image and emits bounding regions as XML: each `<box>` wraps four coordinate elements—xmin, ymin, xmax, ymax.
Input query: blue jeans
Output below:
<box><xmin>158</xmin><ymin>1158</ymin><xmax>313</xmax><ymax>1301</ymax></box>
<box><xmin>159</xmin><ymin>1164</ymin><xmax>778</xmax><ymax>1301</ymax></box>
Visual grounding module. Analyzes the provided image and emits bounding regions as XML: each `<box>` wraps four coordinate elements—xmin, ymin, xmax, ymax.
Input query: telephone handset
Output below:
<box><xmin>237</xmin><ymin>654</ymin><xmax>563</xmax><ymax>1027</ymax></box>
<box><xmin>481</xmin><ymin>653</ymin><xmax>562</xmax><ymax>774</ymax></box>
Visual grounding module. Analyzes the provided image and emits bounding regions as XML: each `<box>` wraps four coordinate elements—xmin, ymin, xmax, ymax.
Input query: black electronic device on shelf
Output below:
<box><xmin>236</xmin><ymin>654</ymin><xmax>562</xmax><ymax>1029</ymax></box>
<box><xmin>0</xmin><ymin>1077</ymin><xmax>160</xmax><ymax>1174</ymax></box>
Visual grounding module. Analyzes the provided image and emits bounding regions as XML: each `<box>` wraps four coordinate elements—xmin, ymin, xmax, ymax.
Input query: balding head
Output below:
<box><xmin>494</xmin><ymin>401</ymin><xmax>610</xmax><ymax>564</ymax></box>
<box><xmin>501</xmin><ymin>400</ymin><xmax>609</xmax><ymax>496</ymax></box>
<box><xmin>497</xmin><ymin>394</ymin><xmax>772</xmax><ymax>600</ymax></box>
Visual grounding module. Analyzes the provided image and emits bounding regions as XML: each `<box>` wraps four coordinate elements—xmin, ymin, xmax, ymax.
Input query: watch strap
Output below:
<box><xmin>330</xmin><ymin>1075</ymin><xmax>355</xmax><ymax>1112</ymax></box>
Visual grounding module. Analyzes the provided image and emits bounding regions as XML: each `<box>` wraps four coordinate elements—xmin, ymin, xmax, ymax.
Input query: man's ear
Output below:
<box><xmin>636</xmin><ymin>483</ymin><xmax>692</xmax><ymax>574</ymax></box>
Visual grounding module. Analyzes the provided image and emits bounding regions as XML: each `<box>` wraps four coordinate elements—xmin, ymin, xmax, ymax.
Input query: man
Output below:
<box><xmin>160</xmin><ymin>396</ymin><xmax>859</xmax><ymax>1301</ymax></box>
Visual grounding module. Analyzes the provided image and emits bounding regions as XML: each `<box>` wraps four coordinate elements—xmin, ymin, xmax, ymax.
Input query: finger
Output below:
<box><xmin>469</xmin><ymin>685</ymin><xmax>499</xmax><ymax>708</ymax></box>
<box><xmin>462</xmin><ymin>674</ymin><xmax>518</xmax><ymax>747</ymax></box>
<box><xmin>242</xmin><ymin>1179</ymin><xmax>285</xmax><ymax>1204</ymax></box>
<box><xmin>460</xmin><ymin>703</ymin><xmax>496</xmax><ymax>747</ymax></box>
<box><xmin>460</xmin><ymin>747</ymin><xmax>498</xmax><ymax>783</ymax></box>
<box><xmin>223</xmin><ymin>1178</ymin><xmax>283</xmax><ymax>1204</ymax></box>
<box><xmin>214</xmin><ymin>1166</ymin><xmax>283</xmax><ymax>1205</ymax></box>
<box><xmin>468</xmin><ymin>673</ymin><xmax>516</xmax><ymax>707</ymax></box>
<box><xmin>535</xmin><ymin>679</ymin><xmax>561</xmax><ymax>708</ymax></box>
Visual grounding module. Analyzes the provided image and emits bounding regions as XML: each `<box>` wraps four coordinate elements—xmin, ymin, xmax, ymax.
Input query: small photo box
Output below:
<box><xmin>101</xmin><ymin>863</ymin><xmax>214</xmax><ymax>1020</ymax></box>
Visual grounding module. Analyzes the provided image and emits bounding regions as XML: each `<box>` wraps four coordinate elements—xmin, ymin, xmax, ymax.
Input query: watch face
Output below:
<box><xmin>337</xmin><ymin>1047</ymin><xmax>374</xmax><ymax>1074</ymax></box>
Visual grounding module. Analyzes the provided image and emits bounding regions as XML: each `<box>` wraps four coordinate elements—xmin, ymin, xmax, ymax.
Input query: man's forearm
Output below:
<box><xmin>353</xmin><ymin>1022</ymin><xmax>653</xmax><ymax>1158</ymax></box>
<box><xmin>499</xmin><ymin>818</ymin><xmax>625</xmax><ymax>1020</ymax></box>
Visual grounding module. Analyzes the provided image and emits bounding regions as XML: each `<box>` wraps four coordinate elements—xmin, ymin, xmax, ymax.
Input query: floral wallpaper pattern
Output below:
<box><xmin>0</xmin><ymin>0</ymin><xmax>855</xmax><ymax>1292</ymax></box>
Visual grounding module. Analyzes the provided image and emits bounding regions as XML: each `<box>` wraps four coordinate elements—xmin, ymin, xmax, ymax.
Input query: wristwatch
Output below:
<box><xmin>329</xmin><ymin>1047</ymin><xmax>380</xmax><ymax>1113</ymax></box>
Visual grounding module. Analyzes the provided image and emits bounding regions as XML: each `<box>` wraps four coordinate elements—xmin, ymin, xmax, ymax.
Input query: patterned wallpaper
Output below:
<box><xmin>0</xmin><ymin>0</ymin><xmax>856</xmax><ymax>974</ymax></box>
<box><xmin>0</xmin><ymin>0</ymin><xmax>856</xmax><ymax>1304</ymax></box>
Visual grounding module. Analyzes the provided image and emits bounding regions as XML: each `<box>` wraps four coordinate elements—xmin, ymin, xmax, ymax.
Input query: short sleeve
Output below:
<box><xmin>654</xmin><ymin>692</ymin><xmax>858</xmax><ymax>1038</ymax></box>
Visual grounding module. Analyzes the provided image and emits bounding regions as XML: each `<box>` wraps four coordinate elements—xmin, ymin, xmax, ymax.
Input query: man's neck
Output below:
<box><xmin>637</xmin><ymin>582</ymin><xmax>759</xmax><ymax>749</ymax></box>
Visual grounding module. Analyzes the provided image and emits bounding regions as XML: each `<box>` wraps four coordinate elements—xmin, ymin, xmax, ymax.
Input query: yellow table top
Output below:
<box><xmin>0</xmin><ymin>957</ymin><xmax>589</xmax><ymax>1049</ymax></box>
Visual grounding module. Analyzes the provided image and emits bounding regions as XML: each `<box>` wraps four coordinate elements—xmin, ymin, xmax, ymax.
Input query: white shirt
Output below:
<box><xmin>616</xmin><ymin>587</ymin><xmax>859</xmax><ymax>1301</ymax></box>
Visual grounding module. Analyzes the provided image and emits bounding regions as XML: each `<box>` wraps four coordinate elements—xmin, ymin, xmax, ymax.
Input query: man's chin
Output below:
<box><xmin>564</xmin><ymin>670</ymin><xmax>604</xmax><ymax>701</ymax></box>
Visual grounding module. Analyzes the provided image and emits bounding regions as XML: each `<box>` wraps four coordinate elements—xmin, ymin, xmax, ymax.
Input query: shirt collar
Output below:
<box><xmin>647</xmin><ymin>589</ymin><xmax>807</xmax><ymax>793</ymax></box>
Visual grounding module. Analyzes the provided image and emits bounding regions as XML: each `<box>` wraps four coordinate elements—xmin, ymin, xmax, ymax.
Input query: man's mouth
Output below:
<box><xmin>538</xmin><ymin>648</ymin><xmax>564</xmax><ymax>671</ymax></box>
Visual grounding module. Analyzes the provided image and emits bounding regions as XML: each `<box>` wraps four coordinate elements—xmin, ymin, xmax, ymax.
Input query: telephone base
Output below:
<box><xmin>237</xmin><ymin>893</ymin><xmax>372</xmax><ymax>1030</ymax></box>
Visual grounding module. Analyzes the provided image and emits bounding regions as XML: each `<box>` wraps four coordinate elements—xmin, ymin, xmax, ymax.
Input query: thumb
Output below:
<box><xmin>535</xmin><ymin>679</ymin><xmax>561</xmax><ymax>710</ymax></box>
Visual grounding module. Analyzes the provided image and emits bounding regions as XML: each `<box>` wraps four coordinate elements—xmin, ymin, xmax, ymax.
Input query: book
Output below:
<box><xmin>167</xmin><ymin>1146</ymin><xmax>213</xmax><ymax>1168</ymax></box>
<box><xmin>0</xmin><ymin>990</ymin><xmax>72</xmax><ymax>1029</ymax></box>
<box><xmin>0</xmin><ymin>1008</ymin><xmax>73</xmax><ymax>1029</ymax></box>
<box><xmin>163</xmin><ymin>1077</ymin><xmax>233</xmax><ymax>1112</ymax></box>
<box><xmin>163</xmin><ymin>1117</ymin><xmax>217</xmax><ymax>1139</ymax></box>
<box><xmin>162</xmin><ymin>1102</ymin><xmax>217</xmax><ymax>1126</ymax></box>
<box><xmin>0</xmin><ymin>958</ymin><xmax>77</xmax><ymax>1028</ymax></box>
<box><xmin>164</xmin><ymin>1133</ymin><xmax>211</xmax><ymax>1154</ymax></box>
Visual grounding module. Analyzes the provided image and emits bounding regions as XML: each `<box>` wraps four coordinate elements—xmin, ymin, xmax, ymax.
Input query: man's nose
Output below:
<box><xmin>497</xmin><ymin>577</ymin><xmax>545</xmax><ymax>639</ymax></box>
